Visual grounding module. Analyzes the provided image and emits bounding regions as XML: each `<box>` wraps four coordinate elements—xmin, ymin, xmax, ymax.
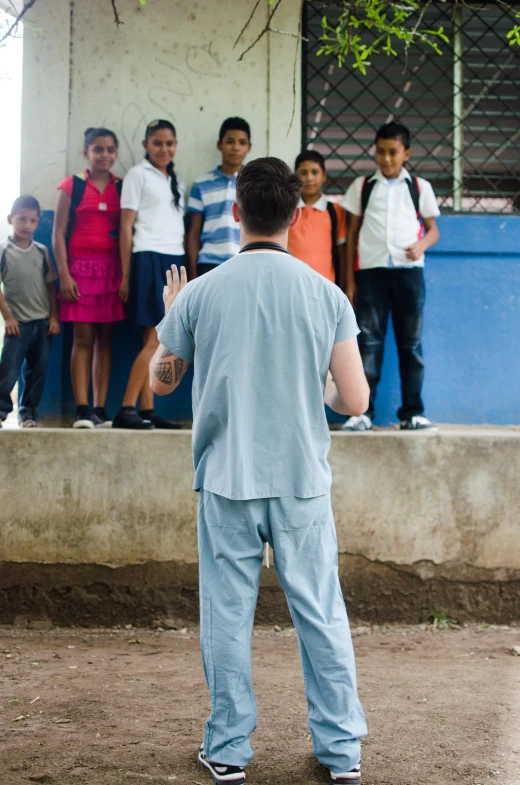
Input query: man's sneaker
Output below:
<box><xmin>400</xmin><ymin>415</ymin><xmax>438</xmax><ymax>432</ymax></box>
<box><xmin>341</xmin><ymin>414</ymin><xmax>372</xmax><ymax>432</ymax></box>
<box><xmin>92</xmin><ymin>407</ymin><xmax>112</xmax><ymax>428</ymax></box>
<box><xmin>73</xmin><ymin>405</ymin><xmax>95</xmax><ymax>429</ymax></box>
<box><xmin>112</xmin><ymin>406</ymin><xmax>154</xmax><ymax>430</ymax></box>
<box><xmin>139</xmin><ymin>409</ymin><xmax>181</xmax><ymax>429</ymax></box>
<box><xmin>198</xmin><ymin>745</ymin><xmax>246</xmax><ymax>784</ymax></box>
<box><xmin>330</xmin><ymin>764</ymin><xmax>361</xmax><ymax>784</ymax></box>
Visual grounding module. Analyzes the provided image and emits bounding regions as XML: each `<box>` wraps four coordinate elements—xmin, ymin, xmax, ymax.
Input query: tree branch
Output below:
<box><xmin>238</xmin><ymin>0</ymin><xmax>283</xmax><ymax>61</ymax></box>
<box><xmin>110</xmin><ymin>0</ymin><xmax>123</xmax><ymax>26</ymax></box>
<box><xmin>0</xmin><ymin>0</ymin><xmax>37</xmax><ymax>46</ymax></box>
<box><xmin>234</xmin><ymin>0</ymin><xmax>263</xmax><ymax>48</ymax></box>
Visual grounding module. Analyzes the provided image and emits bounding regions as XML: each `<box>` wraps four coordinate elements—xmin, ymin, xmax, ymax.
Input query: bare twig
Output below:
<box><xmin>0</xmin><ymin>0</ymin><xmax>37</xmax><ymax>46</ymax></box>
<box><xmin>111</xmin><ymin>0</ymin><xmax>123</xmax><ymax>26</ymax></box>
<box><xmin>238</xmin><ymin>0</ymin><xmax>283</xmax><ymax>61</ymax></box>
<box><xmin>269</xmin><ymin>27</ymin><xmax>308</xmax><ymax>40</ymax></box>
<box><xmin>234</xmin><ymin>0</ymin><xmax>263</xmax><ymax>47</ymax></box>
<box><xmin>287</xmin><ymin>0</ymin><xmax>305</xmax><ymax>135</ymax></box>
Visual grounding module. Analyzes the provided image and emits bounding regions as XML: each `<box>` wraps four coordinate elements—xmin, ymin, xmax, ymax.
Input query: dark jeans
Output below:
<box><xmin>355</xmin><ymin>267</ymin><xmax>425</xmax><ymax>421</ymax></box>
<box><xmin>0</xmin><ymin>319</ymin><xmax>51</xmax><ymax>422</ymax></box>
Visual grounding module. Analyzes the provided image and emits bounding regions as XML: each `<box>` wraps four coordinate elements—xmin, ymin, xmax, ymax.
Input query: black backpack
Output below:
<box><xmin>65</xmin><ymin>173</ymin><xmax>123</xmax><ymax>247</ymax></box>
<box><xmin>361</xmin><ymin>173</ymin><xmax>421</xmax><ymax>218</ymax></box>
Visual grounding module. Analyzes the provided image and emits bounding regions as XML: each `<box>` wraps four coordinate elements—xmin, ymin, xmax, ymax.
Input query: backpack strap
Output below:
<box><xmin>326</xmin><ymin>201</ymin><xmax>341</xmax><ymax>285</ymax></box>
<box><xmin>65</xmin><ymin>173</ymin><xmax>88</xmax><ymax>248</ymax></box>
<box><xmin>406</xmin><ymin>175</ymin><xmax>421</xmax><ymax>217</ymax></box>
<box><xmin>0</xmin><ymin>246</ymin><xmax>8</xmax><ymax>277</ymax></box>
<box><xmin>361</xmin><ymin>174</ymin><xmax>377</xmax><ymax>215</ymax></box>
<box><xmin>114</xmin><ymin>177</ymin><xmax>123</xmax><ymax>198</ymax></box>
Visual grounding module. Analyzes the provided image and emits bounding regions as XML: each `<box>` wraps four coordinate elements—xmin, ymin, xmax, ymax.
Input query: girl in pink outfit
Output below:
<box><xmin>53</xmin><ymin>127</ymin><xmax>125</xmax><ymax>428</ymax></box>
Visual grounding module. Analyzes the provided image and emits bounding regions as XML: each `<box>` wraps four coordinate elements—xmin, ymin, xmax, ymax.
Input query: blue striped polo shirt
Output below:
<box><xmin>188</xmin><ymin>167</ymin><xmax>240</xmax><ymax>266</ymax></box>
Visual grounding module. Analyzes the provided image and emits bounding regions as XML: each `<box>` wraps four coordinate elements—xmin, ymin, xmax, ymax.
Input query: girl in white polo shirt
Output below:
<box><xmin>113</xmin><ymin>119</ymin><xmax>185</xmax><ymax>430</ymax></box>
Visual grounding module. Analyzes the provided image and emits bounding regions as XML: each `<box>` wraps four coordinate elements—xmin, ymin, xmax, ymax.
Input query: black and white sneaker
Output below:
<box><xmin>91</xmin><ymin>407</ymin><xmax>112</xmax><ymax>428</ymax></box>
<box><xmin>139</xmin><ymin>409</ymin><xmax>181</xmax><ymax>429</ymax></box>
<box><xmin>73</xmin><ymin>405</ymin><xmax>94</xmax><ymax>429</ymax></box>
<box><xmin>112</xmin><ymin>406</ymin><xmax>154</xmax><ymax>430</ymax></box>
<box><xmin>400</xmin><ymin>415</ymin><xmax>438</xmax><ymax>432</ymax></box>
<box><xmin>330</xmin><ymin>764</ymin><xmax>362</xmax><ymax>784</ymax></box>
<box><xmin>198</xmin><ymin>745</ymin><xmax>246</xmax><ymax>784</ymax></box>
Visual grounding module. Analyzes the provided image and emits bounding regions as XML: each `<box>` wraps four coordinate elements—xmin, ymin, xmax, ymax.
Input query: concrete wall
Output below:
<box><xmin>1</xmin><ymin>429</ymin><xmax>519</xmax><ymax>625</ymax></box>
<box><xmin>20</xmin><ymin>0</ymin><xmax>302</xmax><ymax>208</ymax></box>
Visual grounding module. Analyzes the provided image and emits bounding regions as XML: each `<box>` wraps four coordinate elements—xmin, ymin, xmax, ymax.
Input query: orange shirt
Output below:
<box><xmin>288</xmin><ymin>195</ymin><xmax>347</xmax><ymax>282</ymax></box>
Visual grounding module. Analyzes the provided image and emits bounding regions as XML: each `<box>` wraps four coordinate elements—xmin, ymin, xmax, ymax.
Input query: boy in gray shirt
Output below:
<box><xmin>149</xmin><ymin>159</ymin><xmax>369</xmax><ymax>785</ymax></box>
<box><xmin>0</xmin><ymin>195</ymin><xmax>59</xmax><ymax>427</ymax></box>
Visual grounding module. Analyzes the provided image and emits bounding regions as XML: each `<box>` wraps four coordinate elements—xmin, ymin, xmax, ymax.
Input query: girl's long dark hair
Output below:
<box><xmin>145</xmin><ymin>119</ymin><xmax>181</xmax><ymax>209</ymax></box>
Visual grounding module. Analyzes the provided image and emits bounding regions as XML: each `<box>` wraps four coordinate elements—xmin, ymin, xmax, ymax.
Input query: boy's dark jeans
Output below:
<box><xmin>0</xmin><ymin>319</ymin><xmax>51</xmax><ymax>422</ymax></box>
<box><xmin>355</xmin><ymin>267</ymin><xmax>425</xmax><ymax>421</ymax></box>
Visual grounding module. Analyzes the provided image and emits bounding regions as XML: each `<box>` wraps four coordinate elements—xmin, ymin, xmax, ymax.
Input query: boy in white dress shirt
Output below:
<box><xmin>342</xmin><ymin>120</ymin><xmax>440</xmax><ymax>432</ymax></box>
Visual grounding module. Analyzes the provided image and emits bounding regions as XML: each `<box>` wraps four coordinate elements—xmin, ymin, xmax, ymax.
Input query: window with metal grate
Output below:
<box><xmin>302</xmin><ymin>1</ymin><xmax>520</xmax><ymax>212</ymax></box>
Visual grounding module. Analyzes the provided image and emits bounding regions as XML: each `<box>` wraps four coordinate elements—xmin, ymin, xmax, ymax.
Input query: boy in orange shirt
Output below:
<box><xmin>288</xmin><ymin>150</ymin><xmax>347</xmax><ymax>288</ymax></box>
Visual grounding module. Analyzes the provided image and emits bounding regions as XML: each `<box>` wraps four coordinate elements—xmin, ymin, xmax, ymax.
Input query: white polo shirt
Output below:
<box><xmin>121</xmin><ymin>159</ymin><xmax>185</xmax><ymax>255</ymax></box>
<box><xmin>341</xmin><ymin>168</ymin><xmax>440</xmax><ymax>269</ymax></box>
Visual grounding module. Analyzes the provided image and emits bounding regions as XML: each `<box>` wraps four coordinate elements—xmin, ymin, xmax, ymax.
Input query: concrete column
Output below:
<box><xmin>20</xmin><ymin>0</ymin><xmax>71</xmax><ymax>209</ymax></box>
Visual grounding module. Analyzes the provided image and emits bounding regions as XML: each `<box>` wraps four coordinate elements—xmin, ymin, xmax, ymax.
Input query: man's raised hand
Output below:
<box><xmin>163</xmin><ymin>265</ymin><xmax>187</xmax><ymax>315</ymax></box>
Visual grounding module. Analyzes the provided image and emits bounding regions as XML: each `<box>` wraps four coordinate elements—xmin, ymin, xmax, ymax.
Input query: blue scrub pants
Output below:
<box><xmin>198</xmin><ymin>490</ymin><xmax>367</xmax><ymax>774</ymax></box>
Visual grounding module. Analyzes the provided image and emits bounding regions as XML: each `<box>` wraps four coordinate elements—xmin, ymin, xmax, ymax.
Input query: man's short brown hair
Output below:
<box><xmin>236</xmin><ymin>157</ymin><xmax>301</xmax><ymax>236</ymax></box>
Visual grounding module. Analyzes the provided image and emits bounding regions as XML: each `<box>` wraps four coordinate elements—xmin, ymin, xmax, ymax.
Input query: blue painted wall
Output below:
<box><xmin>34</xmin><ymin>213</ymin><xmax>520</xmax><ymax>425</ymax></box>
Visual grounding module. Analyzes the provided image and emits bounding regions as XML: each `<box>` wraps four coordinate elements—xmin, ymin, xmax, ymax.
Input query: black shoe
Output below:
<box><xmin>112</xmin><ymin>406</ymin><xmax>155</xmax><ymax>430</ymax></box>
<box><xmin>198</xmin><ymin>745</ymin><xmax>246</xmax><ymax>784</ymax></box>
<box><xmin>139</xmin><ymin>409</ymin><xmax>181</xmax><ymax>429</ymax></box>
<box><xmin>330</xmin><ymin>765</ymin><xmax>362</xmax><ymax>784</ymax></box>
<box><xmin>92</xmin><ymin>407</ymin><xmax>112</xmax><ymax>428</ymax></box>
<box><xmin>400</xmin><ymin>415</ymin><xmax>438</xmax><ymax>432</ymax></box>
<box><xmin>73</xmin><ymin>405</ymin><xmax>94</xmax><ymax>429</ymax></box>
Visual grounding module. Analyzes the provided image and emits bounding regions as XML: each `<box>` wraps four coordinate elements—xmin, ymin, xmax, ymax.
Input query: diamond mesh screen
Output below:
<box><xmin>303</xmin><ymin>1</ymin><xmax>520</xmax><ymax>212</ymax></box>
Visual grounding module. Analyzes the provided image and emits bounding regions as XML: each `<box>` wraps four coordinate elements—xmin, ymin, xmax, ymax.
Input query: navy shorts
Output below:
<box><xmin>128</xmin><ymin>251</ymin><xmax>185</xmax><ymax>327</ymax></box>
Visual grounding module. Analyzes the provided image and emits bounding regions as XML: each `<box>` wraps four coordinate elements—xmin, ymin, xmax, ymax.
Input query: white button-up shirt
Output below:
<box><xmin>121</xmin><ymin>158</ymin><xmax>185</xmax><ymax>255</ymax></box>
<box><xmin>341</xmin><ymin>168</ymin><xmax>440</xmax><ymax>269</ymax></box>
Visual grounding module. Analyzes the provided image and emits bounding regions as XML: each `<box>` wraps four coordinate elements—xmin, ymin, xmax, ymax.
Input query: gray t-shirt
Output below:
<box><xmin>158</xmin><ymin>251</ymin><xmax>359</xmax><ymax>500</ymax></box>
<box><xmin>0</xmin><ymin>238</ymin><xmax>56</xmax><ymax>322</ymax></box>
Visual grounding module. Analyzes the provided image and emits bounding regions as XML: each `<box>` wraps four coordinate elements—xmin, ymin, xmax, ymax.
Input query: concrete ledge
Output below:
<box><xmin>1</xmin><ymin>429</ymin><xmax>519</xmax><ymax>624</ymax></box>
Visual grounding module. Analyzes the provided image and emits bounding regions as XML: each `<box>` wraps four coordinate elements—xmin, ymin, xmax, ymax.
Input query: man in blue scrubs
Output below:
<box><xmin>150</xmin><ymin>157</ymin><xmax>369</xmax><ymax>785</ymax></box>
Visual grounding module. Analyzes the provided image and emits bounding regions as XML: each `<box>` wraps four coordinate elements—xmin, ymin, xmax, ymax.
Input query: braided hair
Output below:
<box><xmin>144</xmin><ymin>119</ymin><xmax>181</xmax><ymax>209</ymax></box>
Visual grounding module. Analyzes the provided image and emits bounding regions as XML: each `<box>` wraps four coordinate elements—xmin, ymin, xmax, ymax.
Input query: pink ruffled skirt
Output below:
<box><xmin>59</xmin><ymin>251</ymin><xmax>125</xmax><ymax>323</ymax></box>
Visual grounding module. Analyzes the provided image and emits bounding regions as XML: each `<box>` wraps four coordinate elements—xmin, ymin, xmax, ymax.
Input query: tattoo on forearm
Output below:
<box><xmin>159</xmin><ymin>347</ymin><xmax>174</xmax><ymax>358</ymax></box>
<box><xmin>154</xmin><ymin>362</ymin><xmax>173</xmax><ymax>385</ymax></box>
<box><xmin>174</xmin><ymin>358</ymin><xmax>186</xmax><ymax>383</ymax></box>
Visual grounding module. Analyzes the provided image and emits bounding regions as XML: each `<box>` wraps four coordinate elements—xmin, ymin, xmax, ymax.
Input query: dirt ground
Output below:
<box><xmin>1</xmin><ymin>624</ymin><xmax>519</xmax><ymax>785</ymax></box>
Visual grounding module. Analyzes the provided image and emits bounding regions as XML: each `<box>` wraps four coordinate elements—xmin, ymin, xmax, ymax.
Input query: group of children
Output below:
<box><xmin>0</xmin><ymin>117</ymin><xmax>440</xmax><ymax>431</ymax></box>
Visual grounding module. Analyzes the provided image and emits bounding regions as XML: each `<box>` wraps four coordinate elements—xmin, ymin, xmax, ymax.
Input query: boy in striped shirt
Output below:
<box><xmin>187</xmin><ymin>117</ymin><xmax>251</xmax><ymax>279</ymax></box>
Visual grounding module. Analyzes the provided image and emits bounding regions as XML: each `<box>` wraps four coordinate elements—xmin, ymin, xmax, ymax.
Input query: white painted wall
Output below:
<box><xmin>20</xmin><ymin>0</ymin><xmax>302</xmax><ymax>209</ymax></box>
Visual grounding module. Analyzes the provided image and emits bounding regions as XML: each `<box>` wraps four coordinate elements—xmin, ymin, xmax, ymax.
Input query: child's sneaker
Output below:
<box><xmin>112</xmin><ymin>406</ymin><xmax>154</xmax><ymax>430</ymax></box>
<box><xmin>139</xmin><ymin>409</ymin><xmax>181</xmax><ymax>429</ymax></box>
<box><xmin>341</xmin><ymin>414</ymin><xmax>372</xmax><ymax>432</ymax></box>
<box><xmin>330</xmin><ymin>764</ymin><xmax>361</xmax><ymax>784</ymax></box>
<box><xmin>91</xmin><ymin>407</ymin><xmax>112</xmax><ymax>428</ymax></box>
<box><xmin>400</xmin><ymin>415</ymin><xmax>438</xmax><ymax>432</ymax></box>
<box><xmin>198</xmin><ymin>744</ymin><xmax>246</xmax><ymax>784</ymax></box>
<box><xmin>73</xmin><ymin>405</ymin><xmax>94</xmax><ymax>429</ymax></box>
<box><xmin>20</xmin><ymin>419</ymin><xmax>38</xmax><ymax>428</ymax></box>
